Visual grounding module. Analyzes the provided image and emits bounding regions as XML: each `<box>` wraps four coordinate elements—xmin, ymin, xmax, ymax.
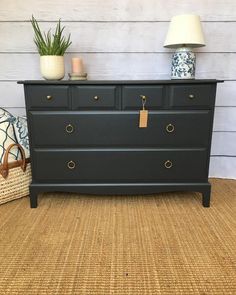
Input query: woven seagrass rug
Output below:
<box><xmin>0</xmin><ymin>178</ymin><xmax>235</xmax><ymax>294</ymax></box>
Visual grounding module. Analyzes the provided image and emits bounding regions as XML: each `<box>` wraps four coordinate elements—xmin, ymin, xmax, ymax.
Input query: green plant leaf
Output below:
<box><xmin>30</xmin><ymin>15</ymin><xmax>72</xmax><ymax>56</ymax></box>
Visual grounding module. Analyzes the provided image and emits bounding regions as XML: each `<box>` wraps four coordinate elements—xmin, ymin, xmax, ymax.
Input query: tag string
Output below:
<box><xmin>142</xmin><ymin>98</ymin><xmax>146</xmax><ymax>110</ymax></box>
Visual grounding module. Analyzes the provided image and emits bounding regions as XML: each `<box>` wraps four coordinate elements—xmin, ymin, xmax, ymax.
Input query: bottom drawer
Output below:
<box><xmin>33</xmin><ymin>149</ymin><xmax>208</xmax><ymax>182</ymax></box>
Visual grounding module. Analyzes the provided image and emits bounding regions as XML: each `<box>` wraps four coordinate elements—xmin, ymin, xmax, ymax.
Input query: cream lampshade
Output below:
<box><xmin>164</xmin><ymin>14</ymin><xmax>205</xmax><ymax>79</ymax></box>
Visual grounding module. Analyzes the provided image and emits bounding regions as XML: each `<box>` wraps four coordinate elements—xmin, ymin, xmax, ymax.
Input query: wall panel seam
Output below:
<box><xmin>1</xmin><ymin>20</ymin><xmax>236</xmax><ymax>23</ymax></box>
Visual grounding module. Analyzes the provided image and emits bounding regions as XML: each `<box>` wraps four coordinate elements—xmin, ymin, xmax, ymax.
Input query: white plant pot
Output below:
<box><xmin>40</xmin><ymin>55</ymin><xmax>65</xmax><ymax>80</ymax></box>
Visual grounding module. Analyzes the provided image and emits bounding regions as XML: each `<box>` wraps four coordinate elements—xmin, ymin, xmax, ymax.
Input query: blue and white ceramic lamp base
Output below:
<box><xmin>171</xmin><ymin>47</ymin><xmax>196</xmax><ymax>79</ymax></box>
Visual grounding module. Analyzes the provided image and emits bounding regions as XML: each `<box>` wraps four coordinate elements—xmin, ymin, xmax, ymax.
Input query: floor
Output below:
<box><xmin>0</xmin><ymin>178</ymin><xmax>235</xmax><ymax>294</ymax></box>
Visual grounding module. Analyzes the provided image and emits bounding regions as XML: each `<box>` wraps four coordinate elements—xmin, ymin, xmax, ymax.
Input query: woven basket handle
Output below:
<box><xmin>0</xmin><ymin>143</ymin><xmax>26</xmax><ymax>179</ymax></box>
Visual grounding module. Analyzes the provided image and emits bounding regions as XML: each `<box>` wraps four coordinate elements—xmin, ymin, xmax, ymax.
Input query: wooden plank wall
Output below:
<box><xmin>0</xmin><ymin>0</ymin><xmax>235</xmax><ymax>178</ymax></box>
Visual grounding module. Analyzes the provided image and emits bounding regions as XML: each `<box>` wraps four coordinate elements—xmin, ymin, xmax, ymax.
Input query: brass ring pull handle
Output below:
<box><xmin>188</xmin><ymin>94</ymin><xmax>195</xmax><ymax>99</ymax></box>
<box><xmin>166</xmin><ymin>123</ymin><xmax>175</xmax><ymax>133</ymax></box>
<box><xmin>67</xmin><ymin>160</ymin><xmax>76</xmax><ymax>170</ymax></box>
<box><xmin>65</xmin><ymin>124</ymin><xmax>74</xmax><ymax>134</ymax></box>
<box><xmin>46</xmin><ymin>95</ymin><xmax>53</xmax><ymax>100</ymax></box>
<box><xmin>94</xmin><ymin>95</ymin><xmax>99</xmax><ymax>100</ymax></box>
<box><xmin>164</xmin><ymin>160</ymin><xmax>173</xmax><ymax>169</ymax></box>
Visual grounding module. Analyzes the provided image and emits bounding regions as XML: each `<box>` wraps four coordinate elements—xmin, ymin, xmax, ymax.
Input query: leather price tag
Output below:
<box><xmin>139</xmin><ymin>110</ymin><xmax>148</xmax><ymax>128</ymax></box>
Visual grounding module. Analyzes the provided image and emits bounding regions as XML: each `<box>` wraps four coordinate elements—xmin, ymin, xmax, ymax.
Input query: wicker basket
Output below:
<box><xmin>0</xmin><ymin>143</ymin><xmax>31</xmax><ymax>205</ymax></box>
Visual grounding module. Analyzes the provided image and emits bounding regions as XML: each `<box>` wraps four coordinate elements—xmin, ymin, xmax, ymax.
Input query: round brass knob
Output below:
<box><xmin>166</xmin><ymin>123</ymin><xmax>175</xmax><ymax>133</ymax></box>
<box><xmin>65</xmin><ymin>124</ymin><xmax>74</xmax><ymax>134</ymax></box>
<box><xmin>164</xmin><ymin>160</ymin><xmax>173</xmax><ymax>169</ymax></box>
<box><xmin>189</xmin><ymin>94</ymin><xmax>195</xmax><ymax>99</ymax></box>
<box><xmin>46</xmin><ymin>95</ymin><xmax>53</xmax><ymax>100</ymax></box>
<box><xmin>94</xmin><ymin>95</ymin><xmax>99</xmax><ymax>100</ymax></box>
<box><xmin>140</xmin><ymin>94</ymin><xmax>147</xmax><ymax>101</ymax></box>
<box><xmin>67</xmin><ymin>160</ymin><xmax>76</xmax><ymax>170</ymax></box>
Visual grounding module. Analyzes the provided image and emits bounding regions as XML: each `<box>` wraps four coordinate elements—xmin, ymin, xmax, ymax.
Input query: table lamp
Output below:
<box><xmin>164</xmin><ymin>14</ymin><xmax>205</xmax><ymax>79</ymax></box>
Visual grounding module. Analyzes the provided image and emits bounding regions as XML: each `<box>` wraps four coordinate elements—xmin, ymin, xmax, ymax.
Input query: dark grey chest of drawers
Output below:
<box><xmin>18</xmin><ymin>79</ymin><xmax>222</xmax><ymax>208</ymax></box>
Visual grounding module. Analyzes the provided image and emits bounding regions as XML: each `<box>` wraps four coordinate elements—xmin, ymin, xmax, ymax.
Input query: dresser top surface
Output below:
<box><xmin>18</xmin><ymin>79</ymin><xmax>223</xmax><ymax>85</ymax></box>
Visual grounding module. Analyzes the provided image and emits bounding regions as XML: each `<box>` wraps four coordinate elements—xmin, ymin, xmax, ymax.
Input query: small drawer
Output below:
<box><xmin>169</xmin><ymin>84</ymin><xmax>216</xmax><ymax>108</ymax></box>
<box><xmin>122</xmin><ymin>86</ymin><xmax>164</xmax><ymax>110</ymax></box>
<box><xmin>26</xmin><ymin>85</ymin><xmax>69</xmax><ymax>109</ymax></box>
<box><xmin>33</xmin><ymin>149</ymin><xmax>207</xmax><ymax>182</ymax></box>
<box><xmin>72</xmin><ymin>86</ymin><xmax>117</xmax><ymax>109</ymax></box>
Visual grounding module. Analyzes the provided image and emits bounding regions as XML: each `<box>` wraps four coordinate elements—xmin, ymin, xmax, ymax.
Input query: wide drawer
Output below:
<box><xmin>26</xmin><ymin>85</ymin><xmax>69</xmax><ymax>109</ymax></box>
<box><xmin>29</xmin><ymin>111</ymin><xmax>211</xmax><ymax>147</ymax></box>
<box><xmin>122</xmin><ymin>86</ymin><xmax>164</xmax><ymax>110</ymax></box>
<box><xmin>33</xmin><ymin>149</ymin><xmax>207</xmax><ymax>182</ymax></box>
<box><xmin>72</xmin><ymin>86</ymin><xmax>117</xmax><ymax>109</ymax></box>
<box><xmin>169</xmin><ymin>84</ymin><xmax>216</xmax><ymax>108</ymax></box>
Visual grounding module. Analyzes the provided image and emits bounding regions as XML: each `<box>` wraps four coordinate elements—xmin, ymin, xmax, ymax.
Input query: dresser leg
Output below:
<box><xmin>29</xmin><ymin>189</ymin><xmax>38</xmax><ymax>208</ymax></box>
<box><xmin>202</xmin><ymin>187</ymin><xmax>211</xmax><ymax>207</ymax></box>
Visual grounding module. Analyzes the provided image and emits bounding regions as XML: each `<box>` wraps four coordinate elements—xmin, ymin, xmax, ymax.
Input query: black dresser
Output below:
<box><xmin>18</xmin><ymin>80</ymin><xmax>222</xmax><ymax>208</ymax></box>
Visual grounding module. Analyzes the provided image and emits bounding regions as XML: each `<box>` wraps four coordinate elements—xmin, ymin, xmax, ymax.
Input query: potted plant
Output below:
<box><xmin>31</xmin><ymin>16</ymin><xmax>72</xmax><ymax>80</ymax></box>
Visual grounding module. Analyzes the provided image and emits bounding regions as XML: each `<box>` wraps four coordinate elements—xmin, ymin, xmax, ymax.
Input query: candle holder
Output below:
<box><xmin>68</xmin><ymin>72</ymin><xmax>88</xmax><ymax>81</ymax></box>
<box><xmin>69</xmin><ymin>57</ymin><xmax>87</xmax><ymax>80</ymax></box>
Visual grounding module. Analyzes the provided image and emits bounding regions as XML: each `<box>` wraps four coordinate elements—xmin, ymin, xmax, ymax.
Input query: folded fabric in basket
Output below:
<box><xmin>12</xmin><ymin>116</ymin><xmax>30</xmax><ymax>158</ymax></box>
<box><xmin>0</xmin><ymin>108</ymin><xmax>19</xmax><ymax>163</ymax></box>
<box><xmin>0</xmin><ymin>108</ymin><xmax>30</xmax><ymax>164</ymax></box>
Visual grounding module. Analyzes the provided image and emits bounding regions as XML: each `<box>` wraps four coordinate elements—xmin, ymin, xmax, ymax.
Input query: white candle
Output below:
<box><xmin>71</xmin><ymin>57</ymin><xmax>84</xmax><ymax>74</ymax></box>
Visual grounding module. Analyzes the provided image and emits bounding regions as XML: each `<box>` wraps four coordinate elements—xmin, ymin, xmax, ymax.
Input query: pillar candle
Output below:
<box><xmin>71</xmin><ymin>57</ymin><xmax>84</xmax><ymax>74</ymax></box>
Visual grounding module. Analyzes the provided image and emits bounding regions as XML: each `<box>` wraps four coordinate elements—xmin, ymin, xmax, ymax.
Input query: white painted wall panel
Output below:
<box><xmin>0</xmin><ymin>53</ymin><xmax>236</xmax><ymax>80</ymax></box>
<box><xmin>0</xmin><ymin>0</ymin><xmax>236</xmax><ymax>21</ymax></box>
<box><xmin>209</xmin><ymin>157</ymin><xmax>236</xmax><ymax>179</ymax></box>
<box><xmin>0</xmin><ymin>53</ymin><xmax>171</xmax><ymax>80</ymax></box>
<box><xmin>216</xmin><ymin>82</ymin><xmax>236</xmax><ymax>106</ymax></box>
<box><xmin>3</xmin><ymin>107</ymin><xmax>26</xmax><ymax>117</ymax></box>
<box><xmin>1</xmin><ymin>22</ymin><xmax>236</xmax><ymax>53</ymax></box>
<box><xmin>213</xmin><ymin>108</ymin><xmax>236</xmax><ymax>132</ymax></box>
<box><xmin>196</xmin><ymin>54</ymin><xmax>236</xmax><ymax>80</ymax></box>
<box><xmin>211</xmin><ymin>133</ymin><xmax>236</xmax><ymax>156</ymax></box>
<box><xmin>0</xmin><ymin>83</ymin><xmax>25</xmax><ymax>107</ymax></box>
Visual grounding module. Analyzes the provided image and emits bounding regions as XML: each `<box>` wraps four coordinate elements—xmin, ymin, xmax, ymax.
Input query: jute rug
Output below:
<box><xmin>0</xmin><ymin>178</ymin><xmax>235</xmax><ymax>294</ymax></box>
